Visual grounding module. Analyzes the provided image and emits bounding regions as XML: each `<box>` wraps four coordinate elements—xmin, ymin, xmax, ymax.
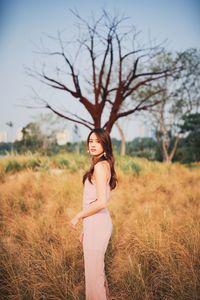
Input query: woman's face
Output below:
<box><xmin>88</xmin><ymin>132</ymin><xmax>104</xmax><ymax>156</ymax></box>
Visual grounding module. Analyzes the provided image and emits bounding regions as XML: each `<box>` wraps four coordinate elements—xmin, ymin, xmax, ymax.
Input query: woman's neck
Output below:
<box><xmin>92</xmin><ymin>152</ymin><xmax>104</xmax><ymax>164</ymax></box>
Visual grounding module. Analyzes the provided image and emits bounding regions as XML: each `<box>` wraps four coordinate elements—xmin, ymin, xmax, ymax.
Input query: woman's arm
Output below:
<box><xmin>78</xmin><ymin>162</ymin><xmax>108</xmax><ymax>217</ymax></box>
<box><xmin>70</xmin><ymin>162</ymin><xmax>109</xmax><ymax>228</ymax></box>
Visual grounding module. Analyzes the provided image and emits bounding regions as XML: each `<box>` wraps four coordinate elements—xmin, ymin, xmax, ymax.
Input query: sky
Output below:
<box><xmin>0</xmin><ymin>0</ymin><xmax>200</xmax><ymax>142</ymax></box>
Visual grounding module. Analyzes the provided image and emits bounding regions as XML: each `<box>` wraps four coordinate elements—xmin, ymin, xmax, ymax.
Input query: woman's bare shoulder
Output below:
<box><xmin>95</xmin><ymin>160</ymin><xmax>110</xmax><ymax>170</ymax></box>
<box><xmin>94</xmin><ymin>160</ymin><xmax>110</xmax><ymax>177</ymax></box>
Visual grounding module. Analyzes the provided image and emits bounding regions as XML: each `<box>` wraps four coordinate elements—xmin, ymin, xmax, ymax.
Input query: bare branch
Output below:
<box><xmin>42</xmin><ymin>73</ymin><xmax>78</xmax><ymax>95</ymax></box>
<box><xmin>116</xmin><ymin>33</ymin><xmax>122</xmax><ymax>85</ymax></box>
<box><xmin>124</xmin><ymin>74</ymin><xmax>168</xmax><ymax>99</ymax></box>
<box><xmin>63</xmin><ymin>109</ymin><xmax>94</xmax><ymax>126</ymax></box>
<box><xmin>117</xmin><ymin>91</ymin><xmax>164</xmax><ymax>119</ymax></box>
<box><xmin>45</xmin><ymin>103</ymin><xmax>93</xmax><ymax>130</ymax></box>
<box><xmin>100</xmin><ymin>33</ymin><xmax>114</xmax><ymax>105</ymax></box>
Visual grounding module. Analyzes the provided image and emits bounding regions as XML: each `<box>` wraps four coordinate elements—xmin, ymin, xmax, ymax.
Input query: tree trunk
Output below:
<box><xmin>169</xmin><ymin>135</ymin><xmax>180</xmax><ymax>161</ymax></box>
<box><xmin>162</xmin><ymin>140</ymin><xmax>171</xmax><ymax>162</ymax></box>
<box><xmin>115</xmin><ymin>122</ymin><xmax>126</xmax><ymax>156</ymax></box>
<box><xmin>159</xmin><ymin>90</ymin><xmax>171</xmax><ymax>162</ymax></box>
<box><xmin>162</xmin><ymin>135</ymin><xmax>180</xmax><ymax>163</ymax></box>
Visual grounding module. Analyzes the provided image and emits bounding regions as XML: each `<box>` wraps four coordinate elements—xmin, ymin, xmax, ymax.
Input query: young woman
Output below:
<box><xmin>70</xmin><ymin>128</ymin><xmax>117</xmax><ymax>300</ymax></box>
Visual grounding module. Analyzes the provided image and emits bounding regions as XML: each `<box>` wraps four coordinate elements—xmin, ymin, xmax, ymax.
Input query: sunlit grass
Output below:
<box><xmin>0</xmin><ymin>154</ymin><xmax>199</xmax><ymax>299</ymax></box>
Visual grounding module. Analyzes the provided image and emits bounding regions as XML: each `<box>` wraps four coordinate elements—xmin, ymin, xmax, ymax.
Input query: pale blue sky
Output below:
<box><xmin>0</xmin><ymin>0</ymin><xmax>200</xmax><ymax>141</ymax></box>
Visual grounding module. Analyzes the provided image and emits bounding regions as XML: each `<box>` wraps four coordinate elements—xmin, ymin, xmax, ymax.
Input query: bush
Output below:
<box><xmin>5</xmin><ymin>160</ymin><xmax>22</xmax><ymax>173</ymax></box>
<box><xmin>131</xmin><ymin>162</ymin><xmax>142</xmax><ymax>175</ymax></box>
<box><xmin>116</xmin><ymin>156</ymin><xmax>142</xmax><ymax>175</ymax></box>
<box><xmin>54</xmin><ymin>157</ymin><xmax>70</xmax><ymax>169</ymax></box>
<box><xmin>25</xmin><ymin>158</ymin><xmax>41</xmax><ymax>170</ymax></box>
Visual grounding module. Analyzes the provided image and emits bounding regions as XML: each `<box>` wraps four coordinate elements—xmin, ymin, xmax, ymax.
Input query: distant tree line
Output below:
<box><xmin>0</xmin><ymin>112</ymin><xmax>199</xmax><ymax>163</ymax></box>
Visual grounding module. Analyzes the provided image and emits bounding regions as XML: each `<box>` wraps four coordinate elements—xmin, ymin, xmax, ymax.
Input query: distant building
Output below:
<box><xmin>56</xmin><ymin>129</ymin><xmax>70</xmax><ymax>145</ymax></box>
<box><xmin>139</xmin><ymin>124</ymin><xmax>145</xmax><ymax>138</ymax></box>
<box><xmin>16</xmin><ymin>128</ymin><xmax>23</xmax><ymax>141</ymax></box>
<box><xmin>139</xmin><ymin>124</ymin><xmax>152</xmax><ymax>138</ymax></box>
<box><xmin>0</xmin><ymin>131</ymin><xmax>7</xmax><ymax>142</ymax></box>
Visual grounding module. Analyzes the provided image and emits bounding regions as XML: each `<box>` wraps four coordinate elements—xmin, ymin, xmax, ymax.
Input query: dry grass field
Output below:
<box><xmin>0</xmin><ymin>154</ymin><xmax>199</xmax><ymax>299</ymax></box>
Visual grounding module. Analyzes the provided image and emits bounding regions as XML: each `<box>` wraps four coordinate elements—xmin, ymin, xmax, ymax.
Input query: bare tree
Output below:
<box><xmin>28</xmin><ymin>10</ymin><xmax>173</xmax><ymax>134</ymax></box>
<box><xmin>145</xmin><ymin>49</ymin><xmax>200</xmax><ymax>162</ymax></box>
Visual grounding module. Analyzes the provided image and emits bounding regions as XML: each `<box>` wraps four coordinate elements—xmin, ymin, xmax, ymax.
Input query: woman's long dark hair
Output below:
<box><xmin>83</xmin><ymin>128</ymin><xmax>117</xmax><ymax>190</ymax></box>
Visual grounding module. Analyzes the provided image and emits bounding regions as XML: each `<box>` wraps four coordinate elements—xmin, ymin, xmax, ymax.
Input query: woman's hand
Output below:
<box><xmin>79</xmin><ymin>231</ymin><xmax>84</xmax><ymax>244</ymax></box>
<box><xmin>69</xmin><ymin>214</ymin><xmax>80</xmax><ymax>229</ymax></box>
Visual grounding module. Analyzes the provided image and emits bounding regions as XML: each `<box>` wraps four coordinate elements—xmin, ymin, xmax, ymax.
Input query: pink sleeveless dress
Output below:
<box><xmin>82</xmin><ymin>177</ymin><xmax>113</xmax><ymax>300</ymax></box>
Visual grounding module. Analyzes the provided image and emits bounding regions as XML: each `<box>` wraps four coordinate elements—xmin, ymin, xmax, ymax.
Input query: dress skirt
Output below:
<box><xmin>83</xmin><ymin>208</ymin><xmax>113</xmax><ymax>300</ymax></box>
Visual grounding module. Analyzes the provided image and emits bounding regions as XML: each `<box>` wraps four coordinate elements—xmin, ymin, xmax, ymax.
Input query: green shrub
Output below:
<box><xmin>25</xmin><ymin>158</ymin><xmax>41</xmax><ymax>170</ymax></box>
<box><xmin>5</xmin><ymin>160</ymin><xmax>22</xmax><ymax>173</ymax></box>
<box><xmin>55</xmin><ymin>158</ymin><xmax>70</xmax><ymax>169</ymax></box>
<box><xmin>116</xmin><ymin>156</ymin><xmax>142</xmax><ymax>175</ymax></box>
<box><xmin>37</xmin><ymin>159</ymin><xmax>50</xmax><ymax>171</ymax></box>
<box><xmin>131</xmin><ymin>162</ymin><xmax>142</xmax><ymax>175</ymax></box>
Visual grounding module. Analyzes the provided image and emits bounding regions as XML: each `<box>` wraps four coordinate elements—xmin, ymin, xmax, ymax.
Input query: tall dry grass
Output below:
<box><xmin>0</xmin><ymin>155</ymin><xmax>199</xmax><ymax>299</ymax></box>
